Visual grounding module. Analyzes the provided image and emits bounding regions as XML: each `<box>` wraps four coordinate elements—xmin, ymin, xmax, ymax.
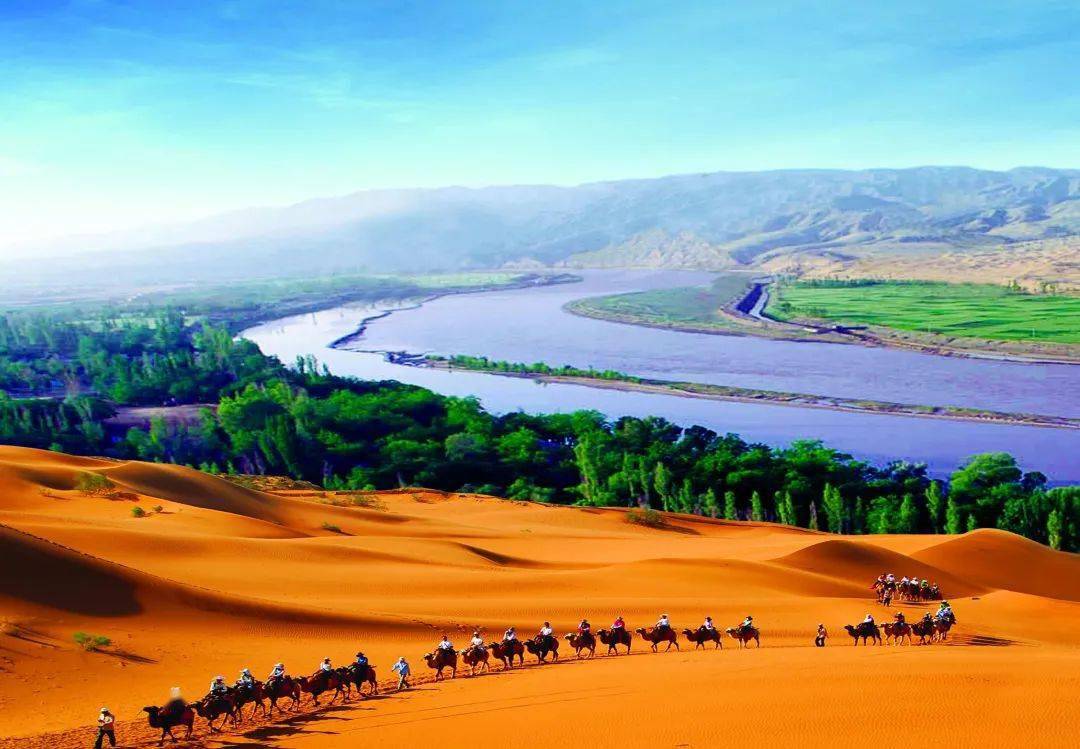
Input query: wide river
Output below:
<box><xmin>243</xmin><ymin>271</ymin><xmax>1080</xmax><ymax>481</ymax></box>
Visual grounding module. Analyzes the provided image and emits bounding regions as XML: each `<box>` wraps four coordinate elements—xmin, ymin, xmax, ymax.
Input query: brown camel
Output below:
<box><xmin>564</xmin><ymin>631</ymin><xmax>597</xmax><ymax>659</ymax></box>
<box><xmin>487</xmin><ymin>640</ymin><xmax>526</xmax><ymax>669</ymax></box>
<box><xmin>934</xmin><ymin>618</ymin><xmax>954</xmax><ymax>641</ymax></box>
<box><xmin>264</xmin><ymin>676</ymin><xmax>301</xmax><ymax>715</ymax></box>
<box><xmin>230</xmin><ymin>681</ymin><xmax>267</xmax><ymax>720</ymax></box>
<box><xmin>911</xmin><ymin>619</ymin><xmax>937</xmax><ymax>644</ymax></box>
<box><xmin>843</xmin><ymin>623</ymin><xmax>881</xmax><ymax>646</ymax></box>
<box><xmin>524</xmin><ymin>635</ymin><xmax>560</xmax><ymax>663</ymax></box>
<box><xmin>341</xmin><ymin>664</ymin><xmax>379</xmax><ymax>697</ymax></box>
<box><xmin>882</xmin><ymin>621</ymin><xmax>913</xmax><ymax>645</ymax></box>
<box><xmin>635</xmin><ymin>626</ymin><xmax>679</xmax><ymax>652</ymax></box>
<box><xmin>596</xmin><ymin>628</ymin><xmax>632</xmax><ymax>655</ymax></box>
<box><xmin>461</xmin><ymin>646</ymin><xmax>491</xmax><ymax>675</ymax></box>
<box><xmin>724</xmin><ymin>626</ymin><xmax>761</xmax><ymax>648</ymax></box>
<box><xmin>192</xmin><ymin>694</ymin><xmax>236</xmax><ymax>733</ymax></box>
<box><xmin>297</xmin><ymin>670</ymin><xmax>346</xmax><ymax>706</ymax></box>
<box><xmin>142</xmin><ymin>704</ymin><xmax>195</xmax><ymax>746</ymax></box>
<box><xmin>424</xmin><ymin>648</ymin><xmax>458</xmax><ymax>680</ymax></box>
<box><xmin>682</xmin><ymin>627</ymin><xmax>722</xmax><ymax>649</ymax></box>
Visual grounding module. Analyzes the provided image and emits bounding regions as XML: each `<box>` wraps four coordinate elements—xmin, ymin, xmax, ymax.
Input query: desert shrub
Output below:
<box><xmin>321</xmin><ymin>522</ymin><xmax>342</xmax><ymax>533</ymax></box>
<box><xmin>153</xmin><ymin>505</ymin><xmax>164</xmax><ymax>513</ymax></box>
<box><xmin>75</xmin><ymin>472</ymin><xmax>114</xmax><ymax>495</ymax></box>
<box><xmin>73</xmin><ymin>632</ymin><xmax>112</xmax><ymax>651</ymax></box>
<box><xmin>627</xmin><ymin>508</ymin><xmax>665</xmax><ymax>528</ymax></box>
<box><xmin>131</xmin><ymin>506</ymin><xmax>146</xmax><ymax>518</ymax></box>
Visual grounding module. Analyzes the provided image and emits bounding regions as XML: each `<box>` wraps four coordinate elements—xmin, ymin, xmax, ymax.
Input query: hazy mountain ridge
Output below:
<box><xmin>6</xmin><ymin>167</ymin><xmax>1079</xmax><ymax>286</ymax></box>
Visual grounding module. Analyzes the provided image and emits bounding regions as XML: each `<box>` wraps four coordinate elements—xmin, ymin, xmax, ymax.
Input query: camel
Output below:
<box><xmin>725</xmin><ymin>626</ymin><xmax>760</xmax><ymax>648</ymax></box>
<box><xmin>934</xmin><ymin>618</ymin><xmax>954</xmax><ymax>641</ymax></box>
<box><xmin>142</xmin><ymin>704</ymin><xmax>195</xmax><ymax>746</ymax></box>
<box><xmin>192</xmin><ymin>694</ymin><xmax>236</xmax><ymax>732</ymax></box>
<box><xmin>843</xmin><ymin>623</ymin><xmax>881</xmax><ymax>646</ymax></box>
<box><xmin>882</xmin><ymin>621</ymin><xmax>913</xmax><ymax>645</ymax></box>
<box><xmin>487</xmin><ymin>640</ymin><xmax>526</xmax><ymax>669</ymax></box>
<box><xmin>682</xmin><ymin>627</ymin><xmax>722</xmax><ymax>649</ymax></box>
<box><xmin>564</xmin><ymin>631</ymin><xmax>597</xmax><ymax>659</ymax></box>
<box><xmin>340</xmin><ymin>664</ymin><xmax>379</xmax><ymax>697</ymax></box>
<box><xmin>911</xmin><ymin>619</ymin><xmax>937</xmax><ymax>644</ymax></box>
<box><xmin>635</xmin><ymin>626</ymin><xmax>679</xmax><ymax>652</ymax></box>
<box><xmin>461</xmin><ymin>646</ymin><xmax>491</xmax><ymax>675</ymax></box>
<box><xmin>597</xmin><ymin>627</ymin><xmax>632</xmax><ymax>655</ymax></box>
<box><xmin>297</xmin><ymin>670</ymin><xmax>346</xmax><ymax>706</ymax></box>
<box><xmin>229</xmin><ymin>681</ymin><xmax>267</xmax><ymax>719</ymax></box>
<box><xmin>524</xmin><ymin>635</ymin><xmax>560</xmax><ymax>663</ymax></box>
<box><xmin>264</xmin><ymin>676</ymin><xmax>302</xmax><ymax>715</ymax></box>
<box><xmin>424</xmin><ymin>649</ymin><xmax>458</xmax><ymax>680</ymax></box>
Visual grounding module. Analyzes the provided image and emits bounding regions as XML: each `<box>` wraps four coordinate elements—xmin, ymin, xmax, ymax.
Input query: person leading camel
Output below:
<box><xmin>391</xmin><ymin>657</ymin><xmax>411</xmax><ymax>690</ymax></box>
<box><xmin>94</xmin><ymin>707</ymin><xmax>116</xmax><ymax>749</ymax></box>
<box><xmin>815</xmin><ymin>624</ymin><xmax>827</xmax><ymax>647</ymax></box>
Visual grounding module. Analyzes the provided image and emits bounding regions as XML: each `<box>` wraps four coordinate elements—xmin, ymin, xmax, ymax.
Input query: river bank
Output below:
<box><xmin>419</xmin><ymin>355</ymin><xmax>1078</xmax><ymax>430</ymax></box>
<box><xmin>566</xmin><ymin>278</ymin><xmax>1080</xmax><ymax>365</ymax></box>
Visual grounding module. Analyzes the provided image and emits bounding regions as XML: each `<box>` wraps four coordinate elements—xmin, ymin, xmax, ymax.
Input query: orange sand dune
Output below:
<box><xmin>0</xmin><ymin>446</ymin><xmax>1077</xmax><ymax>748</ymax></box>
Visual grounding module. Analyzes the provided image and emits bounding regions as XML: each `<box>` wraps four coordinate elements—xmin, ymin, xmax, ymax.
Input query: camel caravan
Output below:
<box><xmin>873</xmin><ymin>573</ymin><xmax>943</xmax><ymax>607</ymax></box>
<box><xmin>136</xmin><ymin>605</ymin><xmax>953</xmax><ymax>745</ymax></box>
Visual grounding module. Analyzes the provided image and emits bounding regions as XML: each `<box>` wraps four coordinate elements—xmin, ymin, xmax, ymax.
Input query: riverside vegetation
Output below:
<box><xmin>0</xmin><ymin>304</ymin><xmax>1076</xmax><ymax>551</ymax></box>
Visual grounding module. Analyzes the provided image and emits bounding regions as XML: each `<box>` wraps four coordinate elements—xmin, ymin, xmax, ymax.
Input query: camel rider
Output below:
<box><xmin>900</xmin><ymin>576</ymin><xmax>909</xmax><ymax>587</ymax></box>
<box><xmin>353</xmin><ymin>652</ymin><xmax>368</xmax><ymax>671</ymax></box>
<box><xmin>437</xmin><ymin>635</ymin><xmax>455</xmax><ymax>651</ymax></box>
<box><xmin>209</xmin><ymin>675</ymin><xmax>229</xmax><ymax>699</ymax></box>
<box><xmin>921</xmin><ymin>612</ymin><xmax>934</xmax><ymax>626</ymax></box>
<box><xmin>319</xmin><ymin>658</ymin><xmax>333</xmax><ymax>676</ymax></box>
<box><xmin>578</xmin><ymin>619</ymin><xmax>591</xmax><ymax>635</ymax></box>
<box><xmin>937</xmin><ymin>602</ymin><xmax>954</xmax><ymax>621</ymax></box>
<box><xmin>469</xmin><ymin>631</ymin><xmax>485</xmax><ymax>654</ymax></box>
<box><xmin>740</xmin><ymin>615</ymin><xmax>754</xmax><ymax>634</ymax></box>
<box><xmin>612</xmin><ymin>615</ymin><xmax>625</xmax><ymax>631</ymax></box>
<box><xmin>236</xmin><ymin>668</ymin><xmax>256</xmax><ymax>690</ymax></box>
<box><xmin>267</xmin><ymin>663</ymin><xmax>286</xmax><ymax>686</ymax></box>
<box><xmin>894</xmin><ymin>611</ymin><xmax>906</xmax><ymax>626</ymax></box>
<box><xmin>862</xmin><ymin>613</ymin><xmax>875</xmax><ymax>626</ymax></box>
<box><xmin>538</xmin><ymin>622</ymin><xmax>554</xmax><ymax>640</ymax></box>
<box><xmin>702</xmin><ymin>616</ymin><xmax>715</xmax><ymax>632</ymax></box>
<box><xmin>503</xmin><ymin>626</ymin><xmax>518</xmax><ymax>642</ymax></box>
<box><xmin>656</xmin><ymin>614</ymin><xmax>671</xmax><ymax>633</ymax></box>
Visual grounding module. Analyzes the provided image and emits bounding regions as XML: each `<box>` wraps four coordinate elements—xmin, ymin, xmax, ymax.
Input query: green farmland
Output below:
<box><xmin>770</xmin><ymin>281</ymin><xmax>1080</xmax><ymax>344</ymax></box>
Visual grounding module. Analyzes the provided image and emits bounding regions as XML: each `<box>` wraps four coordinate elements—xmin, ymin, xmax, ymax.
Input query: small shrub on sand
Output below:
<box><xmin>73</xmin><ymin>632</ymin><xmax>112</xmax><ymax>651</ymax></box>
<box><xmin>627</xmin><ymin>508</ymin><xmax>666</xmax><ymax>528</ymax></box>
<box><xmin>131</xmin><ymin>506</ymin><xmax>146</xmax><ymax>518</ymax></box>
<box><xmin>321</xmin><ymin>522</ymin><xmax>343</xmax><ymax>533</ymax></box>
<box><xmin>75</xmin><ymin>472</ymin><xmax>114</xmax><ymax>495</ymax></box>
<box><xmin>153</xmin><ymin>505</ymin><xmax>164</xmax><ymax>513</ymax></box>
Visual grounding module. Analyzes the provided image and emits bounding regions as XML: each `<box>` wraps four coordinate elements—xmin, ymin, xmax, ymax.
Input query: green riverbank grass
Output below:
<box><xmin>771</xmin><ymin>281</ymin><xmax>1080</xmax><ymax>344</ymax></box>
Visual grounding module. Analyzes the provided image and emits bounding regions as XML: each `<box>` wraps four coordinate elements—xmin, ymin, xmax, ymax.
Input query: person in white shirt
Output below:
<box><xmin>702</xmin><ymin>616</ymin><xmax>715</xmax><ymax>631</ymax></box>
<box><xmin>437</xmin><ymin>635</ymin><xmax>455</xmax><ymax>651</ymax></box>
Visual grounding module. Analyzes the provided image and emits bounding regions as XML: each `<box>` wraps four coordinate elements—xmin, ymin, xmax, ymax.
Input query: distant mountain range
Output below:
<box><xmin>8</xmin><ymin>166</ymin><xmax>1080</xmax><ymax>286</ymax></box>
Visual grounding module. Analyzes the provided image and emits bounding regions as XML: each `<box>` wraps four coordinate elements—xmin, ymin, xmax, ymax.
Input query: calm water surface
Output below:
<box><xmin>243</xmin><ymin>271</ymin><xmax>1079</xmax><ymax>480</ymax></box>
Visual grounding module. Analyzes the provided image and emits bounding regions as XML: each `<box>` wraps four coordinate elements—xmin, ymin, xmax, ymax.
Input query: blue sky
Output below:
<box><xmin>1</xmin><ymin>0</ymin><xmax>1078</xmax><ymax>245</ymax></box>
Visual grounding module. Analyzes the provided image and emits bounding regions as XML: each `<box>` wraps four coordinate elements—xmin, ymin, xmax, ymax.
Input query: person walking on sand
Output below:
<box><xmin>94</xmin><ymin>707</ymin><xmax>116</xmax><ymax>749</ymax></box>
<box><xmin>815</xmin><ymin>624</ymin><xmax>828</xmax><ymax>647</ymax></box>
<box><xmin>392</xmin><ymin>657</ymin><xmax>411</xmax><ymax>690</ymax></box>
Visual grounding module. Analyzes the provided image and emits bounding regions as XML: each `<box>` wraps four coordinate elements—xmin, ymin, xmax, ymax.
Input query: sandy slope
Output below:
<box><xmin>1</xmin><ymin>446</ymin><xmax>1077</xmax><ymax>748</ymax></box>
